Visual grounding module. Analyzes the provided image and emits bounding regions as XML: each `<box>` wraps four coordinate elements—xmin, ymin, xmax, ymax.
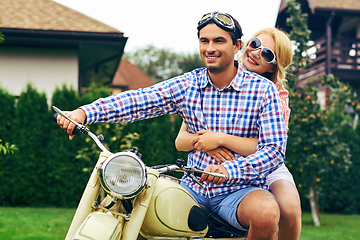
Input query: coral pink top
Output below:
<box><xmin>277</xmin><ymin>84</ymin><xmax>291</xmax><ymax>131</ymax></box>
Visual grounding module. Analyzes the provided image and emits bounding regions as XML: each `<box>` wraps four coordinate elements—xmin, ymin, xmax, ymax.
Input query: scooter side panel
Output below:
<box><xmin>140</xmin><ymin>178</ymin><xmax>207</xmax><ymax>238</ymax></box>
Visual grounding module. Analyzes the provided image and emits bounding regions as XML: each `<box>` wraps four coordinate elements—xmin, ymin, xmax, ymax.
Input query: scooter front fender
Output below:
<box><xmin>72</xmin><ymin>211</ymin><xmax>124</xmax><ymax>240</ymax></box>
<box><xmin>65</xmin><ymin>151</ymin><xmax>112</xmax><ymax>240</ymax></box>
<box><xmin>121</xmin><ymin>169</ymin><xmax>159</xmax><ymax>240</ymax></box>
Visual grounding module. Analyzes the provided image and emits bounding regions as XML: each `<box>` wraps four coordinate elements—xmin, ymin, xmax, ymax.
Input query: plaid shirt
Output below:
<box><xmin>81</xmin><ymin>64</ymin><xmax>287</xmax><ymax>198</ymax></box>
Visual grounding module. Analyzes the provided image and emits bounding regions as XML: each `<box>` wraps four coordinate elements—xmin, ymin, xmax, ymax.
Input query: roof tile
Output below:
<box><xmin>112</xmin><ymin>59</ymin><xmax>155</xmax><ymax>90</ymax></box>
<box><xmin>0</xmin><ymin>0</ymin><xmax>121</xmax><ymax>33</ymax></box>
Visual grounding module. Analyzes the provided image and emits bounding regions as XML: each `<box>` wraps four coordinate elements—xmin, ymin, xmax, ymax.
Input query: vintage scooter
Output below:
<box><xmin>52</xmin><ymin>106</ymin><xmax>247</xmax><ymax>240</ymax></box>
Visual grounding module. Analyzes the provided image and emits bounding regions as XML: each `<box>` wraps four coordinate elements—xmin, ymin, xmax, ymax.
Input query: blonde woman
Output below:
<box><xmin>175</xmin><ymin>27</ymin><xmax>301</xmax><ymax>240</ymax></box>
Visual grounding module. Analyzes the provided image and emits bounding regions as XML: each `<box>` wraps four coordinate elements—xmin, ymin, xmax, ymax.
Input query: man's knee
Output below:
<box><xmin>254</xmin><ymin>194</ymin><xmax>279</xmax><ymax>225</ymax></box>
<box><xmin>238</xmin><ymin>190</ymin><xmax>280</xmax><ymax>228</ymax></box>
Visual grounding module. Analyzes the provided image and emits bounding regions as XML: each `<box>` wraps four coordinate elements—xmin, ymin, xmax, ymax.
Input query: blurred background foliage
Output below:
<box><xmin>0</xmin><ymin>1</ymin><xmax>359</xmax><ymax>222</ymax></box>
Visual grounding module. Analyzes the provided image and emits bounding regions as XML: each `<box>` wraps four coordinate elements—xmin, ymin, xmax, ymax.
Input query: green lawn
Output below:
<box><xmin>300</xmin><ymin>213</ymin><xmax>360</xmax><ymax>240</ymax></box>
<box><xmin>0</xmin><ymin>207</ymin><xmax>74</xmax><ymax>240</ymax></box>
<box><xmin>0</xmin><ymin>207</ymin><xmax>359</xmax><ymax>239</ymax></box>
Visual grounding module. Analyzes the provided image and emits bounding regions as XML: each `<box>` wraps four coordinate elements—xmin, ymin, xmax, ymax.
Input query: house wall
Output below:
<box><xmin>0</xmin><ymin>46</ymin><xmax>78</xmax><ymax>106</ymax></box>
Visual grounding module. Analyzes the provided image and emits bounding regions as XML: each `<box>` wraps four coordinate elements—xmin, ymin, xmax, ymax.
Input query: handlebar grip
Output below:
<box><xmin>52</xmin><ymin>113</ymin><xmax>82</xmax><ymax>135</ymax></box>
<box><xmin>193</xmin><ymin>171</ymin><xmax>203</xmax><ymax>177</ymax></box>
<box><xmin>52</xmin><ymin>113</ymin><xmax>59</xmax><ymax>122</ymax></box>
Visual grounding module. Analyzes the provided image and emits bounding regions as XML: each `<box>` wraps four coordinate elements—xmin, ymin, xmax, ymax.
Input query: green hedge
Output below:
<box><xmin>0</xmin><ymin>84</ymin><xmax>186</xmax><ymax>207</ymax></box>
<box><xmin>1</xmin><ymin>83</ymin><xmax>360</xmax><ymax>213</ymax></box>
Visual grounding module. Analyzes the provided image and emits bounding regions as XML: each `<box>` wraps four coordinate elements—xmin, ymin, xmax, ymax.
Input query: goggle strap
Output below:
<box><xmin>198</xmin><ymin>12</ymin><xmax>241</xmax><ymax>39</ymax></box>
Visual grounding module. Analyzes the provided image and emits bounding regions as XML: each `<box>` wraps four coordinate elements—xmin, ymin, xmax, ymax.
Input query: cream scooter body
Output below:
<box><xmin>67</xmin><ymin>156</ymin><xmax>211</xmax><ymax>240</ymax></box>
<box><xmin>53</xmin><ymin>106</ymin><xmax>246</xmax><ymax>240</ymax></box>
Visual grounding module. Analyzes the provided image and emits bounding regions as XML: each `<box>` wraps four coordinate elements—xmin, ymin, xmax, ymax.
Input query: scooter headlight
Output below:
<box><xmin>99</xmin><ymin>151</ymin><xmax>147</xmax><ymax>199</ymax></box>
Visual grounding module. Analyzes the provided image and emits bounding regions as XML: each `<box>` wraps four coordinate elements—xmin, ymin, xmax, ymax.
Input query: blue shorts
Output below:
<box><xmin>181</xmin><ymin>182</ymin><xmax>265</xmax><ymax>231</ymax></box>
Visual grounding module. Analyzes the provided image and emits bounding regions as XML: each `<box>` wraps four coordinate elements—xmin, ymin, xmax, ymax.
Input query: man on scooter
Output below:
<box><xmin>56</xmin><ymin>12</ymin><xmax>286</xmax><ymax>240</ymax></box>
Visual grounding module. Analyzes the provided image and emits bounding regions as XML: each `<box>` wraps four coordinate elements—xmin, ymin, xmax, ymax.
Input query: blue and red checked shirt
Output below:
<box><xmin>80</xmin><ymin>64</ymin><xmax>287</xmax><ymax>198</ymax></box>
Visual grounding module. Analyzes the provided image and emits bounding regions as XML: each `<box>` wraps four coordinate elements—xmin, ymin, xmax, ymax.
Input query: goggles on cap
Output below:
<box><xmin>248</xmin><ymin>37</ymin><xmax>277</xmax><ymax>65</ymax></box>
<box><xmin>197</xmin><ymin>12</ymin><xmax>242</xmax><ymax>39</ymax></box>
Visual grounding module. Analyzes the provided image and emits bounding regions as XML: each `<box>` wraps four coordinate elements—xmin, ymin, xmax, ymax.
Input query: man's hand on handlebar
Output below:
<box><xmin>199</xmin><ymin>164</ymin><xmax>229</xmax><ymax>185</ymax></box>
<box><xmin>56</xmin><ymin>109</ymin><xmax>86</xmax><ymax>140</ymax></box>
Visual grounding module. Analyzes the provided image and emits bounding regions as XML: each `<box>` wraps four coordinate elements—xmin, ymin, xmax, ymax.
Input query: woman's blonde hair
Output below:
<box><xmin>241</xmin><ymin>27</ymin><xmax>293</xmax><ymax>90</ymax></box>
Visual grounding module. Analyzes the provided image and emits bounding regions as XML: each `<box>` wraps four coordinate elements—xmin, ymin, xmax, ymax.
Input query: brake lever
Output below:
<box><xmin>52</xmin><ymin>106</ymin><xmax>111</xmax><ymax>155</ymax></box>
<box><xmin>188</xmin><ymin>172</ymin><xmax>204</xmax><ymax>188</ymax></box>
<box><xmin>174</xmin><ymin>166</ymin><xmax>228</xmax><ymax>189</ymax></box>
<box><xmin>175</xmin><ymin>159</ymin><xmax>228</xmax><ymax>179</ymax></box>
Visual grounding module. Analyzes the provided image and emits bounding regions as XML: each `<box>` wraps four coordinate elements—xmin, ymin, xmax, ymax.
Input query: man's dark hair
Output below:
<box><xmin>197</xmin><ymin>13</ymin><xmax>243</xmax><ymax>45</ymax></box>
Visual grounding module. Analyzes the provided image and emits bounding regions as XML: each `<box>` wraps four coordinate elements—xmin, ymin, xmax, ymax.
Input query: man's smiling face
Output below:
<box><xmin>198</xmin><ymin>24</ymin><xmax>238</xmax><ymax>74</ymax></box>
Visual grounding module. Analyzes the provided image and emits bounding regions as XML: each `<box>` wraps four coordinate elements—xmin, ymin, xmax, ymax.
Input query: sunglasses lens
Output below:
<box><xmin>249</xmin><ymin>38</ymin><xmax>261</xmax><ymax>49</ymax></box>
<box><xmin>216</xmin><ymin>14</ymin><xmax>232</xmax><ymax>26</ymax></box>
<box><xmin>248</xmin><ymin>37</ymin><xmax>276</xmax><ymax>63</ymax></box>
<box><xmin>261</xmin><ymin>48</ymin><xmax>275</xmax><ymax>63</ymax></box>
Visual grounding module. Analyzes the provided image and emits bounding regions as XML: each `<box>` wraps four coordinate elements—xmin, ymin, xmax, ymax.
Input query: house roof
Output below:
<box><xmin>0</xmin><ymin>0</ymin><xmax>121</xmax><ymax>33</ymax></box>
<box><xmin>277</xmin><ymin>0</ymin><xmax>360</xmax><ymax>40</ymax></box>
<box><xmin>307</xmin><ymin>0</ymin><xmax>360</xmax><ymax>12</ymax></box>
<box><xmin>0</xmin><ymin>0</ymin><xmax>128</xmax><ymax>92</ymax></box>
<box><xmin>279</xmin><ymin>0</ymin><xmax>360</xmax><ymax>14</ymax></box>
<box><xmin>112</xmin><ymin>60</ymin><xmax>155</xmax><ymax>90</ymax></box>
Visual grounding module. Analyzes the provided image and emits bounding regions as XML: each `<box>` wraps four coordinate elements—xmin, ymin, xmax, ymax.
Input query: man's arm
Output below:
<box><xmin>56</xmin><ymin>77</ymin><xmax>188</xmax><ymax>139</ymax></box>
<box><xmin>81</xmin><ymin>75</ymin><xmax>190</xmax><ymax>124</ymax></box>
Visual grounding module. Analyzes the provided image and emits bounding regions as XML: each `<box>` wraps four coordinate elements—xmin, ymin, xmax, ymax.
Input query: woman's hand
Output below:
<box><xmin>206</xmin><ymin>147</ymin><xmax>235</xmax><ymax>163</ymax></box>
<box><xmin>191</xmin><ymin>130</ymin><xmax>223</xmax><ymax>152</ymax></box>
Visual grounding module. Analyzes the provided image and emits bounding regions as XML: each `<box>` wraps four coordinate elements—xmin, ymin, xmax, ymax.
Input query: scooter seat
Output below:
<box><xmin>199</xmin><ymin>204</ymin><xmax>247</xmax><ymax>238</ymax></box>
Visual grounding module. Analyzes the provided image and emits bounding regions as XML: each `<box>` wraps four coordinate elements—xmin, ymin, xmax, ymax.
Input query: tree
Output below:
<box><xmin>0</xmin><ymin>87</ymin><xmax>17</xmax><ymax>204</ymax></box>
<box><xmin>0</xmin><ymin>88</ymin><xmax>17</xmax><ymax>157</ymax></box>
<box><xmin>0</xmin><ymin>21</ymin><xmax>4</xmax><ymax>43</ymax></box>
<box><xmin>124</xmin><ymin>45</ymin><xmax>203</xmax><ymax>83</ymax></box>
<box><xmin>285</xmin><ymin>0</ymin><xmax>356</xmax><ymax>226</ymax></box>
<box><xmin>80</xmin><ymin>83</ymin><xmax>112</xmax><ymax>105</ymax></box>
<box><xmin>0</xmin><ymin>23</ymin><xmax>16</xmax><ymax>156</ymax></box>
<box><xmin>48</xmin><ymin>84</ymin><xmax>89</xmax><ymax>207</ymax></box>
<box><xmin>0</xmin><ymin>140</ymin><xmax>17</xmax><ymax>155</ymax></box>
<box><xmin>0</xmin><ymin>25</ymin><xmax>12</xmax><ymax>156</ymax></box>
<box><xmin>286</xmin><ymin>74</ymin><xmax>353</xmax><ymax>226</ymax></box>
<box><xmin>9</xmin><ymin>84</ymin><xmax>51</xmax><ymax>206</ymax></box>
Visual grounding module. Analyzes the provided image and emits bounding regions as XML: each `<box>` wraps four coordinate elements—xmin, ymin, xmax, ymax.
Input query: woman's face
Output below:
<box><xmin>241</xmin><ymin>33</ymin><xmax>276</xmax><ymax>75</ymax></box>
